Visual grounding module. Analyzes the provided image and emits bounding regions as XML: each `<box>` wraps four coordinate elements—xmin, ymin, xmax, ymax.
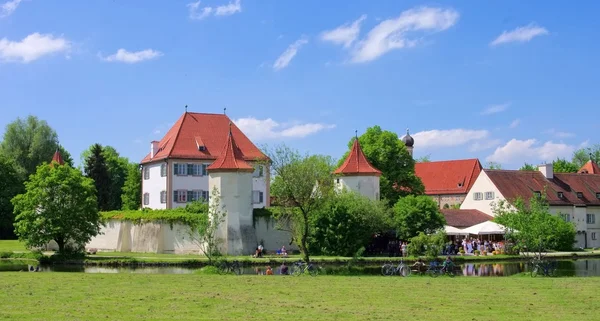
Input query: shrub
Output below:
<box><xmin>407</xmin><ymin>230</ymin><xmax>446</xmax><ymax>258</ymax></box>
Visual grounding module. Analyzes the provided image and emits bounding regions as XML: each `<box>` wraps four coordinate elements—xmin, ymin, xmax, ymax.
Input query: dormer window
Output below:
<box><xmin>198</xmin><ymin>145</ymin><xmax>206</xmax><ymax>151</ymax></box>
<box><xmin>577</xmin><ymin>192</ymin><xmax>583</xmax><ymax>199</ymax></box>
<box><xmin>557</xmin><ymin>192</ymin><xmax>564</xmax><ymax>199</ymax></box>
<box><xmin>596</xmin><ymin>192</ymin><xmax>600</xmax><ymax>199</ymax></box>
<box><xmin>195</xmin><ymin>136</ymin><xmax>206</xmax><ymax>152</ymax></box>
<box><xmin>457</xmin><ymin>182</ymin><xmax>463</xmax><ymax>188</ymax></box>
<box><xmin>534</xmin><ymin>191</ymin><xmax>541</xmax><ymax>199</ymax></box>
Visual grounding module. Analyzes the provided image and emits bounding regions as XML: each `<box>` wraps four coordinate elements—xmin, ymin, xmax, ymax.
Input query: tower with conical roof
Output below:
<box><xmin>401</xmin><ymin>128</ymin><xmax>414</xmax><ymax>157</ymax></box>
<box><xmin>51</xmin><ymin>149</ymin><xmax>65</xmax><ymax>166</ymax></box>
<box><xmin>333</xmin><ymin>133</ymin><xmax>382</xmax><ymax>200</ymax></box>
<box><xmin>207</xmin><ymin>123</ymin><xmax>255</xmax><ymax>255</ymax></box>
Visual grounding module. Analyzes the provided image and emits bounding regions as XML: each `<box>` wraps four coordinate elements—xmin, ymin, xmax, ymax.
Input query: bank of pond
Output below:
<box><xmin>2</xmin><ymin>258</ymin><xmax>600</xmax><ymax>277</ymax></box>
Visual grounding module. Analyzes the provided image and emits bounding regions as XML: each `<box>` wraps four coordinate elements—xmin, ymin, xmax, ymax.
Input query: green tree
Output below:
<box><xmin>121</xmin><ymin>163</ymin><xmax>142</xmax><ymax>210</ymax></box>
<box><xmin>572</xmin><ymin>145</ymin><xmax>600</xmax><ymax>168</ymax></box>
<box><xmin>81</xmin><ymin>145</ymin><xmax>129</xmax><ymax>210</ymax></box>
<box><xmin>407</xmin><ymin>230</ymin><xmax>447</xmax><ymax>258</ymax></box>
<box><xmin>309</xmin><ymin>191</ymin><xmax>391</xmax><ymax>257</ymax></box>
<box><xmin>493</xmin><ymin>196</ymin><xmax>576</xmax><ymax>254</ymax></box>
<box><xmin>266</xmin><ymin>145</ymin><xmax>335</xmax><ymax>263</ymax></box>
<box><xmin>0</xmin><ymin>155</ymin><xmax>24</xmax><ymax>239</ymax></box>
<box><xmin>12</xmin><ymin>162</ymin><xmax>102</xmax><ymax>253</ymax></box>
<box><xmin>519</xmin><ymin>163</ymin><xmax>536</xmax><ymax>171</ymax></box>
<box><xmin>84</xmin><ymin>144</ymin><xmax>111</xmax><ymax>211</ymax></box>
<box><xmin>0</xmin><ymin>115</ymin><xmax>73</xmax><ymax>179</ymax></box>
<box><xmin>486</xmin><ymin>162</ymin><xmax>502</xmax><ymax>169</ymax></box>
<box><xmin>416</xmin><ymin>155</ymin><xmax>431</xmax><ymax>162</ymax></box>
<box><xmin>339</xmin><ymin>126</ymin><xmax>424</xmax><ymax>204</ymax></box>
<box><xmin>553</xmin><ymin>158</ymin><xmax>578</xmax><ymax>173</ymax></box>
<box><xmin>393</xmin><ymin>195</ymin><xmax>446</xmax><ymax>240</ymax></box>
<box><xmin>194</xmin><ymin>186</ymin><xmax>225</xmax><ymax>264</ymax></box>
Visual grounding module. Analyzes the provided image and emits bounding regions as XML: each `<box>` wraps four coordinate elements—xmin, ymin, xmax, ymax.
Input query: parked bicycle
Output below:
<box><xmin>427</xmin><ymin>261</ymin><xmax>456</xmax><ymax>278</ymax></box>
<box><xmin>381</xmin><ymin>258</ymin><xmax>411</xmax><ymax>277</ymax></box>
<box><xmin>290</xmin><ymin>260</ymin><xmax>318</xmax><ymax>276</ymax></box>
<box><xmin>529</xmin><ymin>257</ymin><xmax>557</xmax><ymax>277</ymax></box>
<box><xmin>217</xmin><ymin>260</ymin><xmax>242</xmax><ymax>275</ymax></box>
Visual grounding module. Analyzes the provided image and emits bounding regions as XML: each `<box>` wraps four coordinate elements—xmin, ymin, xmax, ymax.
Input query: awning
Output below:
<box><xmin>461</xmin><ymin>221</ymin><xmax>508</xmax><ymax>235</ymax></box>
<box><xmin>444</xmin><ymin>225</ymin><xmax>466</xmax><ymax>235</ymax></box>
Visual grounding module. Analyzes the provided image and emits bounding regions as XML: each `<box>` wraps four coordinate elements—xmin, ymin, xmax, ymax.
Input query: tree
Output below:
<box><xmin>572</xmin><ymin>144</ymin><xmax>600</xmax><ymax>168</ymax></box>
<box><xmin>266</xmin><ymin>145</ymin><xmax>335</xmax><ymax>263</ymax></box>
<box><xmin>0</xmin><ymin>115</ymin><xmax>73</xmax><ymax>179</ymax></box>
<box><xmin>493</xmin><ymin>196</ymin><xmax>576</xmax><ymax>255</ymax></box>
<box><xmin>339</xmin><ymin>126</ymin><xmax>424</xmax><ymax>204</ymax></box>
<box><xmin>84</xmin><ymin>144</ymin><xmax>111</xmax><ymax>211</ymax></box>
<box><xmin>415</xmin><ymin>155</ymin><xmax>431</xmax><ymax>163</ymax></box>
<box><xmin>121</xmin><ymin>162</ymin><xmax>142</xmax><ymax>210</ymax></box>
<box><xmin>0</xmin><ymin>155</ymin><xmax>24</xmax><ymax>239</ymax></box>
<box><xmin>309</xmin><ymin>191</ymin><xmax>391</xmax><ymax>257</ymax></box>
<box><xmin>12</xmin><ymin>162</ymin><xmax>102</xmax><ymax>253</ymax></box>
<box><xmin>81</xmin><ymin>145</ymin><xmax>129</xmax><ymax>210</ymax></box>
<box><xmin>393</xmin><ymin>195</ymin><xmax>446</xmax><ymax>240</ymax></box>
<box><xmin>486</xmin><ymin>162</ymin><xmax>502</xmax><ymax>169</ymax></box>
<box><xmin>194</xmin><ymin>186</ymin><xmax>225</xmax><ymax>264</ymax></box>
<box><xmin>519</xmin><ymin>163</ymin><xmax>536</xmax><ymax>171</ymax></box>
<box><xmin>407</xmin><ymin>230</ymin><xmax>447</xmax><ymax>258</ymax></box>
<box><xmin>553</xmin><ymin>158</ymin><xmax>578</xmax><ymax>173</ymax></box>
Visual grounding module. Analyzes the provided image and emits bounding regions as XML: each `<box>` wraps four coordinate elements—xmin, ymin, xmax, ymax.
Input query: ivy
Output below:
<box><xmin>101</xmin><ymin>202</ymin><xmax>208</xmax><ymax>230</ymax></box>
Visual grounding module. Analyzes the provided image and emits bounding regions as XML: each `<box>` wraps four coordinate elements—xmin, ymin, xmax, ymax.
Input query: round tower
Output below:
<box><xmin>333</xmin><ymin>133</ymin><xmax>382</xmax><ymax>200</ymax></box>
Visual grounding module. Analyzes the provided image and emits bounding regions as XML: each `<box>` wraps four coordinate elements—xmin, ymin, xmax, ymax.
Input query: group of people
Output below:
<box><xmin>443</xmin><ymin>239</ymin><xmax>504</xmax><ymax>255</ymax></box>
<box><xmin>411</xmin><ymin>256</ymin><xmax>455</xmax><ymax>273</ymax></box>
<box><xmin>252</xmin><ymin>245</ymin><xmax>288</xmax><ymax>258</ymax></box>
<box><xmin>256</xmin><ymin>262</ymin><xmax>289</xmax><ymax>275</ymax></box>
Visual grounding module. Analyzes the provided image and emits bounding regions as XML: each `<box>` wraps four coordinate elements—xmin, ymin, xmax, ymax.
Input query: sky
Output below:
<box><xmin>1</xmin><ymin>0</ymin><xmax>599</xmax><ymax>169</ymax></box>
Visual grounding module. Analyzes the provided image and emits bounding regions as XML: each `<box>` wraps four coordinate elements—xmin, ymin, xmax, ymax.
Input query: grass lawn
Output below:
<box><xmin>0</xmin><ymin>274</ymin><xmax>598</xmax><ymax>320</ymax></box>
<box><xmin>0</xmin><ymin>240</ymin><xmax>26</xmax><ymax>252</ymax></box>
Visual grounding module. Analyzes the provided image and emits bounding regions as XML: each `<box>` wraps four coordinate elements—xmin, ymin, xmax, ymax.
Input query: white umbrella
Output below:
<box><xmin>444</xmin><ymin>225</ymin><xmax>465</xmax><ymax>235</ymax></box>
<box><xmin>461</xmin><ymin>221</ymin><xmax>507</xmax><ymax>235</ymax></box>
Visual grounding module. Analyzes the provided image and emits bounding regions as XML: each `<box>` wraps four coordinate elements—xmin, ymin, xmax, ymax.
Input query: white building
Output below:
<box><xmin>461</xmin><ymin>162</ymin><xmax>600</xmax><ymax>248</ymax></box>
<box><xmin>333</xmin><ymin>135</ymin><xmax>381</xmax><ymax>201</ymax></box>
<box><xmin>140</xmin><ymin>111</ymin><xmax>270</xmax><ymax>210</ymax></box>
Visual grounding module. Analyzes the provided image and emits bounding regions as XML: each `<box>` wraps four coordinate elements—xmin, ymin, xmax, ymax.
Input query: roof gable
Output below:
<box><xmin>415</xmin><ymin>159</ymin><xmax>482</xmax><ymax>195</ymax></box>
<box><xmin>333</xmin><ymin>138</ymin><xmax>382</xmax><ymax>176</ymax></box>
<box><xmin>141</xmin><ymin>112</ymin><xmax>267</xmax><ymax>164</ymax></box>
<box><xmin>578</xmin><ymin>160</ymin><xmax>600</xmax><ymax>175</ymax></box>
<box><xmin>207</xmin><ymin>128</ymin><xmax>254</xmax><ymax>172</ymax></box>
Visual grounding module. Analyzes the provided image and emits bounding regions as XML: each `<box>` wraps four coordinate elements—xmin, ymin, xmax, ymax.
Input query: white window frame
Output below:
<box><xmin>160</xmin><ymin>191</ymin><xmax>166</xmax><ymax>204</ymax></box>
<box><xmin>160</xmin><ymin>163</ymin><xmax>167</xmax><ymax>177</ymax></box>
<box><xmin>253</xmin><ymin>165</ymin><xmax>264</xmax><ymax>178</ymax></box>
<box><xmin>484</xmin><ymin>191</ymin><xmax>494</xmax><ymax>200</ymax></box>
<box><xmin>592</xmin><ymin>232</ymin><xmax>597</xmax><ymax>241</ymax></box>
<box><xmin>473</xmin><ymin>192</ymin><xmax>483</xmax><ymax>201</ymax></box>
<box><xmin>174</xmin><ymin>190</ymin><xmax>187</xmax><ymax>203</ymax></box>
<box><xmin>143</xmin><ymin>193</ymin><xmax>149</xmax><ymax>205</ymax></box>
<box><xmin>174</xmin><ymin>163</ymin><xmax>187</xmax><ymax>176</ymax></box>
<box><xmin>587</xmin><ymin>214</ymin><xmax>596</xmax><ymax>224</ymax></box>
<box><xmin>252</xmin><ymin>190</ymin><xmax>264</xmax><ymax>204</ymax></box>
<box><xmin>143</xmin><ymin>167</ymin><xmax>150</xmax><ymax>180</ymax></box>
<box><xmin>559</xmin><ymin>213</ymin><xmax>570</xmax><ymax>222</ymax></box>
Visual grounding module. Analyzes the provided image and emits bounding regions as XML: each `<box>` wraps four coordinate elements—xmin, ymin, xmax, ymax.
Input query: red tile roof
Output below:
<box><xmin>207</xmin><ymin>128</ymin><xmax>254</xmax><ymax>172</ymax></box>
<box><xmin>578</xmin><ymin>160</ymin><xmax>600</xmax><ymax>175</ymax></box>
<box><xmin>441</xmin><ymin>209</ymin><xmax>493</xmax><ymax>228</ymax></box>
<box><xmin>51</xmin><ymin>150</ymin><xmax>65</xmax><ymax>166</ymax></box>
<box><xmin>415</xmin><ymin>159</ymin><xmax>482</xmax><ymax>195</ymax></box>
<box><xmin>485</xmin><ymin>169</ymin><xmax>600</xmax><ymax>206</ymax></box>
<box><xmin>333</xmin><ymin>138</ymin><xmax>382</xmax><ymax>176</ymax></box>
<box><xmin>141</xmin><ymin>112</ymin><xmax>268</xmax><ymax>164</ymax></box>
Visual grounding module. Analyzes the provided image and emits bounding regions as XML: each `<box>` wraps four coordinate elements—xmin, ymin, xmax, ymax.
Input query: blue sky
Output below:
<box><xmin>1</xmin><ymin>0</ymin><xmax>599</xmax><ymax>169</ymax></box>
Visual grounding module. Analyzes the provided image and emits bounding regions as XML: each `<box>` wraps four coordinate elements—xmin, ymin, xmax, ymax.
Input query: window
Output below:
<box><xmin>597</xmin><ymin>193</ymin><xmax>600</xmax><ymax>199</ymax></box>
<box><xmin>253</xmin><ymin>165</ymin><xmax>264</xmax><ymax>178</ymax></box>
<box><xmin>143</xmin><ymin>167</ymin><xmax>150</xmax><ymax>180</ymax></box>
<box><xmin>473</xmin><ymin>192</ymin><xmax>483</xmax><ymax>201</ymax></box>
<box><xmin>160</xmin><ymin>191</ymin><xmax>166</xmax><ymax>204</ymax></box>
<box><xmin>557</xmin><ymin>192</ymin><xmax>564</xmax><ymax>199</ymax></box>
<box><xmin>160</xmin><ymin>164</ymin><xmax>167</xmax><ymax>177</ymax></box>
<box><xmin>174</xmin><ymin>190</ymin><xmax>187</xmax><ymax>203</ymax></box>
<box><xmin>252</xmin><ymin>191</ymin><xmax>264</xmax><ymax>204</ymax></box>
<box><xmin>174</xmin><ymin>163</ymin><xmax>187</xmax><ymax>176</ymax></box>
<box><xmin>533</xmin><ymin>191</ymin><xmax>541</xmax><ymax>199</ymax></box>
<box><xmin>143</xmin><ymin>193</ymin><xmax>149</xmax><ymax>205</ymax></box>
<box><xmin>587</xmin><ymin>214</ymin><xmax>596</xmax><ymax>224</ymax></box>
<box><xmin>577</xmin><ymin>192</ymin><xmax>583</xmax><ymax>199</ymax></box>
<box><xmin>457</xmin><ymin>182</ymin><xmax>463</xmax><ymax>188</ymax></box>
<box><xmin>336</xmin><ymin>178</ymin><xmax>340</xmax><ymax>184</ymax></box>
<box><xmin>593</xmin><ymin>233</ymin><xmax>597</xmax><ymax>241</ymax></box>
<box><xmin>484</xmin><ymin>192</ymin><xmax>495</xmax><ymax>200</ymax></box>
<box><xmin>202</xmin><ymin>190</ymin><xmax>209</xmax><ymax>202</ymax></box>
<box><xmin>559</xmin><ymin>213</ymin><xmax>570</xmax><ymax>222</ymax></box>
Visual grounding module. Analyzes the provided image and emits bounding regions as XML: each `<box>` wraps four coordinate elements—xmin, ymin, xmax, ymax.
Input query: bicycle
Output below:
<box><xmin>427</xmin><ymin>261</ymin><xmax>456</xmax><ymax>278</ymax></box>
<box><xmin>290</xmin><ymin>260</ymin><xmax>318</xmax><ymax>276</ymax></box>
<box><xmin>381</xmin><ymin>258</ymin><xmax>411</xmax><ymax>277</ymax></box>
<box><xmin>529</xmin><ymin>257</ymin><xmax>557</xmax><ymax>277</ymax></box>
<box><xmin>216</xmin><ymin>260</ymin><xmax>242</xmax><ymax>275</ymax></box>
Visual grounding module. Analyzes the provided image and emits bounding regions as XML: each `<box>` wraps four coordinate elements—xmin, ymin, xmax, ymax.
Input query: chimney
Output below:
<box><xmin>150</xmin><ymin>141</ymin><xmax>159</xmax><ymax>159</ymax></box>
<box><xmin>538</xmin><ymin>162</ymin><xmax>553</xmax><ymax>179</ymax></box>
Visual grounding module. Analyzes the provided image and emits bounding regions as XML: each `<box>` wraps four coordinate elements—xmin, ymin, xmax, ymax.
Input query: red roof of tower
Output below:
<box><xmin>334</xmin><ymin>138</ymin><xmax>382</xmax><ymax>176</ymax></box>
<box><xmin>51</xmin><ymin>150</ymin><xmax>65</xmax><ymax>166</ymax></box>
<box><xmin>206</xmin><ymin>127</ymin><xmax>254</xmax><ymax>172</ymax></box>
<box><xmin>140</xmin><ymin>112</ymin><xmax>268</xmax><ymax>164</ymax></box>
<box><xmin>578</xmin><ymin>160</ymin><xmax>600</xmax><ymax>175</ymax></box>
<box><xmin>415</xmin><ymin>159</ymin><xmax>482</xmax><ymax>195</ymax></box>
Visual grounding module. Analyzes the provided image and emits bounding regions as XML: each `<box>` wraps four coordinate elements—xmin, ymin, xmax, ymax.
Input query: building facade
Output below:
<box><xmin>333</xmin><ymin>136</ymin><xmax>382</xmax><ymax>201</ymax></box>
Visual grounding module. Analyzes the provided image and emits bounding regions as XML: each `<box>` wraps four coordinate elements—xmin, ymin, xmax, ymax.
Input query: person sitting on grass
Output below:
<box><xmin>266</xmin><ymin>266</ymin><xmax>273</xmax><ymax>275</ymax></box>
<box><xmin>412</xmin><ymin>258</ymin><xmax>426</xmax><ymax>269</ymax></box>
<box><xmin>279</xmin><ymin>246</ymin><xmax>288</xmax><ymax>257</ymax></box>
<box><xmin>441</xmin><ymin>256</ymin><xmax>455</xmax><ymax>273</ymax></box>
<box><xmin>280</xmin><ymin>263</ymin><xmax>289</xmax><ymax>275</ymax></box>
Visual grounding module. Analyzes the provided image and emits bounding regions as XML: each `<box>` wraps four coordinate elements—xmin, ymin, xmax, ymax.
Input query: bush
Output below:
<box><xmin>393</xmin><ymin>195</ymin><xmax>446</xmax><ymax>240</ymax></box>
<box><xmin>101</xmin><ymin>201</ymin><xmax>209</xmax><ymax>230</ymax></box>
<box><xmin>407</xmin><ymin>231</ymin><xmax>446</xmax><ymax>258</ymax></box>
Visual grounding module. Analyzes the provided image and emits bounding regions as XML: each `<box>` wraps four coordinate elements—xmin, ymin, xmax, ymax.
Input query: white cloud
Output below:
<box><xmin>469</xmin><ymin>139</ymin><xmax>503</xmax><ymax>152</ymax></box>
<box><xmin>321</xmin><ymin>15</ymin><xmax>367</xmax><ymax>48</ymax></box>
<box><xmin>481</xmin><ymin>102</ymin><xmax>510</xmax><ymax>115</ymax></box>
<box><xmin>486</xmin><ymin>139</ymin><xmax>575</xmax><ymax>164</ymax></box>
<box><xmin>544</xmin><ymin>128</ymin><xmax>575</xmax><ymax>138</ymax></box>
<box><xmin>0</xmin><ymin>0</ymin><xmax>21</xmax><ymax>18</ymax></box>
<box><xmin>100</xmin><ymin>49</ymin><xmax>162</xmax><ymax>63</ymax></box>
<box><xmin>188</xmin><ymin>0</ymin><xmax>241</xmax><ymax>20</ymax></box>
<box><xmin>509</xmin><ymin>119</ymin><xmax>520</xmax><ymax>128</ymax></box>
<box><xmin>273</xmin><ymin>37</ymin><xmax>308</xmax><ymax>71</ymax></box>
<box><xmin>412</xmin><ymin>129</ymin><xmax>490</xmax><ymax>149</ymax></box>
<box><xmin>233</xmin><ymin>117</ymin><xmax>335</xmax><ymax>140</ymax></box>
<box><xmin>0</xmin><ymin>33</ymin><xmax>71</xmax><ymax>63</ymax></box>
<box><xmin>490</xmin><ymin>23</ymin><xmax>548</xmax><ymax>46</ymax></box>
<box><xmin>351</xmin><ymin>6</ymin><xmax>459</xmax><ymax>63</ymax></box>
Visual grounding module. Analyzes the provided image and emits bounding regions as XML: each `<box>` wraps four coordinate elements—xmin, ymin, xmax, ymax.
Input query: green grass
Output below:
<box><xmin>0</xmin><ymin>240</ymin><xmax>27</xmax><ymax>252</ymax></box>
<box><xmin>0</xmin><ymin>274</ymin><xmax>599</xmax><ymax>320</ymax></box>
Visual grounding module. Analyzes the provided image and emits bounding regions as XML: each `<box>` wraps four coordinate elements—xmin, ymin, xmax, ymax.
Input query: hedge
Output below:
<box><xmin>101</xmin><ymin>208</ymin><xmax>207</xmax><ymax>230</ymax></box>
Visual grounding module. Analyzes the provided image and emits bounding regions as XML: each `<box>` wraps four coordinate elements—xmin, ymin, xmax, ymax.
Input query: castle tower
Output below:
<box><xmin>51</xmin><ymin>149</ymin><xmax>65</xmax><ymax>166</ymax></box>
<box><xmin>333</xmin><ymin>133</ymin><xmax>382</xmax><ymax>200</ymax></box>
<box><xmin>401</xmin><ymin>128</ymin><xmax>414</xmax><ymax>157</ymax></box>
<box><xmin>206</xmin><ymin>124</ymin><xmax>255</xmax><ymax>255</ymax></box>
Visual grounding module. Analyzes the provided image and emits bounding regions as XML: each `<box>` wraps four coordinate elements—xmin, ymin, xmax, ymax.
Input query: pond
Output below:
<box><xmin>3</xmin><ymin>259</ymin><xmax>600</xmax><ymax>276</ymax></box>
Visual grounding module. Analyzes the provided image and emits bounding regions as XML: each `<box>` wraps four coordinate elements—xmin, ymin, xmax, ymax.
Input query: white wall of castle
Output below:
<box><xmin>460</xmin><ymin>171</ymin><xmax>504</xmax><ymax>215</ymax></box>
<box><xmin>335</xmin><ymin>175</ymin><xmax>380</xmax><ymax>201</ymax></box>
<box><xmin>142</xmin><ymin>162</ymin><xmax>167</xmax><ymax>209</ymax></box>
